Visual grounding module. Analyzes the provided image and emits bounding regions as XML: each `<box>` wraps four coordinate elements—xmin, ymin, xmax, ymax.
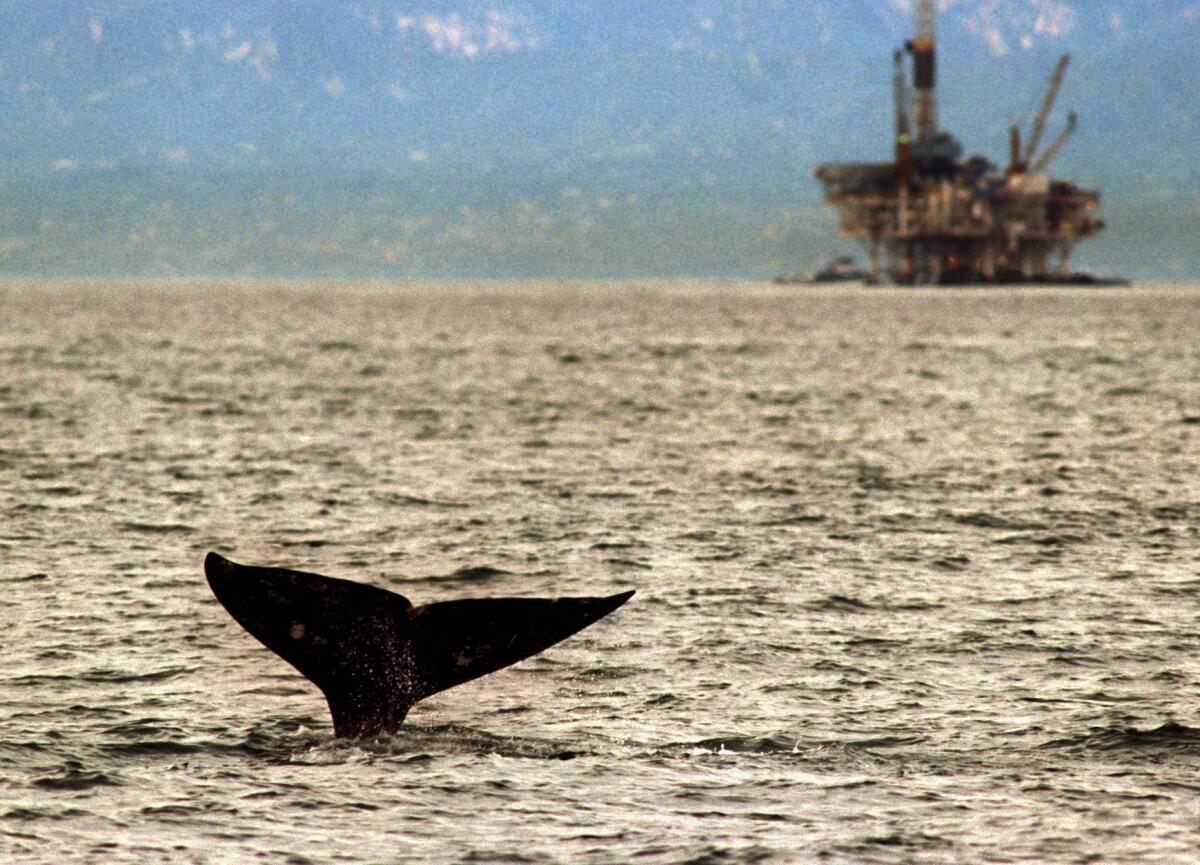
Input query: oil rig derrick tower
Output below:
<box><xmin>813</xmin><ymin>0</ymin><xmax>1105</xmax><ymax>285</ymax></box>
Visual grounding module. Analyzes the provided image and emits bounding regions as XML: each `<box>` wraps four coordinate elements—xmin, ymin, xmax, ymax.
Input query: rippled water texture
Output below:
<box><xmin>3</xmin><ymin>281</ymin><xmax>1200</xmax><ymax>863</ymax></box>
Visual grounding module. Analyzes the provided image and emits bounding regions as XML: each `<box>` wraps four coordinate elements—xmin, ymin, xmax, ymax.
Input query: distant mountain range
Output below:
<box><xmin>0</xmin><ymin>0</ymin><xmax>1196</xmax><ymax>280</ymax></box>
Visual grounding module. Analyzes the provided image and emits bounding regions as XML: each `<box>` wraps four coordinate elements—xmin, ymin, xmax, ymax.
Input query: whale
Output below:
<box><xmin>204</xmin><ymin>552</ymin><xmax>634</xmax><ymax>738</ymax></box>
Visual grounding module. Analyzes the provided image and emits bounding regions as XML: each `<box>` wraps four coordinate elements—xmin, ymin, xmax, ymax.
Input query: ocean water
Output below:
<box><xmin>2</xmin><ymin>280</ymin><xmax>1199</xmax><ymax>864</ymax></box>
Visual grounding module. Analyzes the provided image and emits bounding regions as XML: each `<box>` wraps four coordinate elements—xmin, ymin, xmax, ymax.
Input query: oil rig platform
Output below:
<box><xmin>813</xmin><ymin>0</ymin><xmax>1110</xmax><ymax>285</ymax></box>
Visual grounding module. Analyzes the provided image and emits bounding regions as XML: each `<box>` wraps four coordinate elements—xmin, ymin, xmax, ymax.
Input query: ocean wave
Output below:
<box><xmin>1040</xmin><ymin>721</ymin><xmax>1200</xmax><ymax>753</ymax></box>
<box><xmin>32</xmin><ymin>761</ymin><xmax>123</xmax><ymax>791</ymax></box>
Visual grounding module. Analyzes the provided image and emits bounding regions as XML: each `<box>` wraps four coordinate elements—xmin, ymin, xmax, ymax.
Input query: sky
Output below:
<box><xmin>0</xmin><ymin>0</ymin><xmax>1197</xmax><ymax>281</ymax></box>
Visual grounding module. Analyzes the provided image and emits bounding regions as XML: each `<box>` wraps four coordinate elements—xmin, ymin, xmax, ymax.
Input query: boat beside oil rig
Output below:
<box><xmin>812</xmin><ymin>0</ymin><xmax>1122</xmax><ymax>286</ymax></box>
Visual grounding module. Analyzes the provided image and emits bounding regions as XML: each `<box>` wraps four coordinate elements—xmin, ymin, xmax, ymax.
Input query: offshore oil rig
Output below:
<box><xmin>812</xmin><ymin>0</ymin><xmax>1110</xmax><ymax>285</ymax></box>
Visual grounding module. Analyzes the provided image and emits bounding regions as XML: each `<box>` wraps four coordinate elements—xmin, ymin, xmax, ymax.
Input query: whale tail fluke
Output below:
<box><xmin>203</xmin><ymin>552</ymin><xmax>634</xmax><ymax>738</ymax></box>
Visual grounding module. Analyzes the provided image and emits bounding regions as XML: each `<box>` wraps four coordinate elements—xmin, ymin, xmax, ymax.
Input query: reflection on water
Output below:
<box><xmin>3</xmin><ymin>281</ymin><xmax>1200</xmax><ymax>863</ymax></box>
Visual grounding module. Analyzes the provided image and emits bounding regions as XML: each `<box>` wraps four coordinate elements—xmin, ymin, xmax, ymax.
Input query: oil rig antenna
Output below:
<box><xmin>1009</xmin><ymin>124</ymin><xmax>1024</xmax><ymax>174</ymax></box>
<box><xmin>1022</xmin><ymin>53</ymin><xmax>1071</xmax><ymax>164</ymax></box>
<box><xmin>893</xmin><ymin>49</ymin><xmax>912</xmax><ymax>179</ymax></box>
<box><xmin>908</xmin><ymin>0</ymin><xmax>938</xmax><ymax>143</ymax></box>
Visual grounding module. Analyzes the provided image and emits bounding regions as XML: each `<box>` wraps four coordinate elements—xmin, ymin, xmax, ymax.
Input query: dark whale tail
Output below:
<box><xmin>204</xmin><ymin>552</ymin><xmax>634</xmax><ymax>738</ymax></box>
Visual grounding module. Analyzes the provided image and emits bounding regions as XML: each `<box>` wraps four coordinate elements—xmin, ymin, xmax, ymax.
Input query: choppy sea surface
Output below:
<box><xmin>2</xmin><ymin>280</ymin><xmax>1200</xmax><ymax>864</ymax></box>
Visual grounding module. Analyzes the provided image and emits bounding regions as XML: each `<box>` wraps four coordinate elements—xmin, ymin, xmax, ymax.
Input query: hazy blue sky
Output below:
<box><xmin>0</xmin><ymin>0</ymin><xmax>1196</xmax><ymax>280</ymax></box>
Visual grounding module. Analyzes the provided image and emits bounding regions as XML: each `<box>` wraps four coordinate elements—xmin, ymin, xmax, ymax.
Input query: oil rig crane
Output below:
<box><xmin>1021</xmin><ymin>54</ymin><xmax>1071</xmax><ymax>163</ymax></box>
